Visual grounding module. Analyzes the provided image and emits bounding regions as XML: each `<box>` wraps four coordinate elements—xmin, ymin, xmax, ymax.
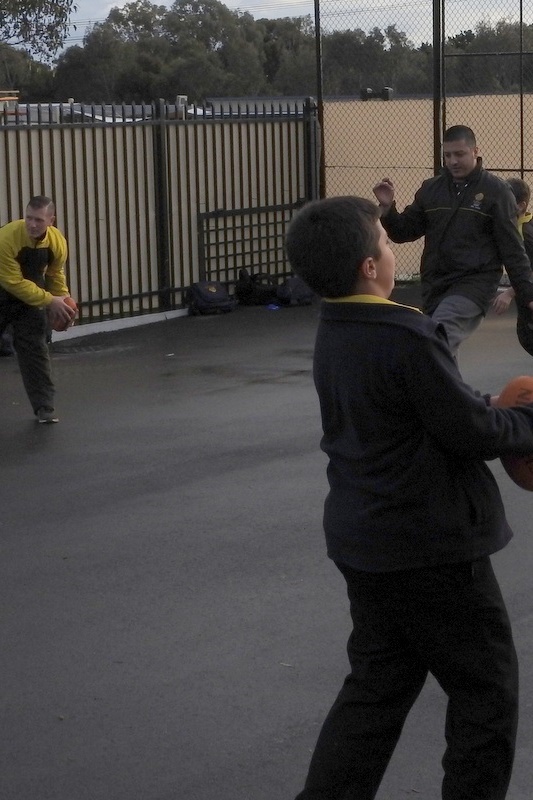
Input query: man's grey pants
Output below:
<box><xmin>430</xmin><ymin>294</ymin><xmax>484</xmax><ymax>357</ymax></box>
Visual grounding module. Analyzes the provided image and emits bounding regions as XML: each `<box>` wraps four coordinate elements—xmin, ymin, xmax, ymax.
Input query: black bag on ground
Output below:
<box><xmin>276</xmin><ymin>275</ymin><xmax>315</xmax><ymax>306</ymax></box>
<box><xmin>234</xmin><ymin>268</ymin><xmax>279</xmax><ymax>306</ymax></box>
<box><xmin>185</xmin><ymin>281</ymin><xmax>237</xmax><ymax>315</ymax></box>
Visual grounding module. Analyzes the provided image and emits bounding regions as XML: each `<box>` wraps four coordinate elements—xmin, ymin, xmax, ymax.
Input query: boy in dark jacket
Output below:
<box><xmin>285</xmin><ymin>195</ymin><xmax>533</xmax><ymax>800</ymax></box>
<box><xmin>492</xmin><ymin>177</ymin><xmax>533</xmax><ymax>356</ymax></box>
<box><xmin>373</xmin><ymin>125</ymin><xmax>533</xmax><ymax>356</ymax></box>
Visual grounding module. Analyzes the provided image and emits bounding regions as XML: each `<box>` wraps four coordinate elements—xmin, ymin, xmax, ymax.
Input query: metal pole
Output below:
<box><xmin>153</xmin><ymin>98</ymin><xmax>171</xmax><ymax>309</ymax></box>
<box><xmin>314</xmin><ymin>0</ymin><xmax>326</xmax><ymax>198</ymax></box>
<box><xmin>432</xmin><ymin>0</ymin><xmax>444</xmax><ymax>175</ymax></box>
<box><xmin>520</xmin><ymin>0</ymin><xmax>524</xmax><ymax>176</ymax></box>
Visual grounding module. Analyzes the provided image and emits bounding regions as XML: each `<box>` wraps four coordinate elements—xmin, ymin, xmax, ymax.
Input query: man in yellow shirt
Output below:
<box><xmin>0</xmin><ymin>196</ymin><xmax>75</xmax><ymax>423</ymax></box>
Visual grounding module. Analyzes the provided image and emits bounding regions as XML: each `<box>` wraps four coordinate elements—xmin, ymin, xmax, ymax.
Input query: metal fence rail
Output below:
<box><xmin>0</xmin><ymin>99</ymin><xmax>319</xmax><ymax>325</ymax></box>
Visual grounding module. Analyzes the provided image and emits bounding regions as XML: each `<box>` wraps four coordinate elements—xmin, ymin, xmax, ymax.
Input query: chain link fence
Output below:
<box><xmin>318</xmin><ymin>0</ymin><xmax>533</xmax><ymax>280</ymax></box>
<box><xmin>443</xmin><ymin>0</ymin><xmax>533</xmax><ymax>181</ymax></box>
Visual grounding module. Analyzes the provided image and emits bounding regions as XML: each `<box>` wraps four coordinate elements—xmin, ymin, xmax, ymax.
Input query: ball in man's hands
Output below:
<box><xmin>50</xmin><ymin>296</ymin><xmax>78</xmax><ymax>332</ymax></box>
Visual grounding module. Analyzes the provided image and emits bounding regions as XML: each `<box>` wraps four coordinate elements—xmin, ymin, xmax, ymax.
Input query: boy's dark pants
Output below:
<box><xmin>296</xmin><ymin>557</ymin><xmax>518</xmax><ymax>800</ymax></box>
<box><xmin>0</xmin><ymin>298</ymin><xmax>55</xmax><ymax>413</ymax></box>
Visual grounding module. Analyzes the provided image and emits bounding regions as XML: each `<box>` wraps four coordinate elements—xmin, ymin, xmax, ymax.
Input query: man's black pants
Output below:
<box><xmin>0</xmin><ymin>299</ymin><xmax>55</xmax><ymax>413</ymax></box>
<box><xmin>295</xmin><ymin>557</ymin><xmax>518</xmax><ymax>800</ymax></box>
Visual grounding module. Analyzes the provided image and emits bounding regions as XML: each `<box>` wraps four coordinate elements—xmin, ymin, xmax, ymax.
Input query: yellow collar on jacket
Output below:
<box><xmin>518</xmin><ymin>211</ymin><xmax>533</xmax><ymax>239</ymax></box>
<box><xmin>324</xmin><ymin>293</ymin><xmax>422</xmax><ymax>312</ymax></box>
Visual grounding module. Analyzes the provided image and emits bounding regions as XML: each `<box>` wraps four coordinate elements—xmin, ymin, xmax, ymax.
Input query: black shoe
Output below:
<box><xmin>36</xmin><ymin>407</ymin><xmax>59</xmax><ymax>424</ymax></box>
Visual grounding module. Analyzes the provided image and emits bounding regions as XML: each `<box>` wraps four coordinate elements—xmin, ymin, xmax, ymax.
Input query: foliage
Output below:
<box><xmin>5</xmin><ymin>6</ymin><xmax>533</xmax><ymax>103</ymax></box>
<box><xmin>0</xmin><ymin>0</ymin><xmax>76</xmax><ymax>62</ymax></box>
<box><xmin>0</xmin><ymin>44</ymin><xmax>54</xmax><ymax>99</ymax></box>
<box><xmin>445</xmin><ymin>20</ymin><xmax>533</xmax><ymax>94</ymax></box>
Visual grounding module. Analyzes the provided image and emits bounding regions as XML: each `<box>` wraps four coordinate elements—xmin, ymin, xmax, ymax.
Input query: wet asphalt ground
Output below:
<box><xmin>1</xmin><ymin>288</ymin><xmax>532</xmax><ymax>800</ymax></box>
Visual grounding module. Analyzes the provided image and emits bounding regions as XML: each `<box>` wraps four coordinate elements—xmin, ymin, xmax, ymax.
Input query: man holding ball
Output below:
<box><xmin>0</xmin><ymin>196</ymin><xmax>75</xmax><ymax>423</ymax></box>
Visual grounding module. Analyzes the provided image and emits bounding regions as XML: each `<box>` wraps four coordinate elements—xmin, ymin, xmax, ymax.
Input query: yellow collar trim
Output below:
<box><xmin>518</xmin><ymin>212</ymin><xmax>533</xmax><ymax>239</ymax></box>
<box><xmin>324</xmin><ymin>293</ymin><xmax>422</xmax><ymax>312</ymax></box>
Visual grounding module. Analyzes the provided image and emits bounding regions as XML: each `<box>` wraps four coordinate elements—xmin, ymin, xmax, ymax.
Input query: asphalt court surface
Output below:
<box><xmin>1</xmin><ymin>289</ymin><xmax>532</xmax><ymax>800</ymax></box>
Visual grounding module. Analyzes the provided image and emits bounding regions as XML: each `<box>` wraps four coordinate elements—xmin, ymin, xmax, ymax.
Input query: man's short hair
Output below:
<box><xmin>27</xmin><ymin>195</ymin><xmax>55</xmax><ymax>215</ymax></box>
<box><xmin>285</xmin><ymin>196</ymin><xmax>381</xmax><ymax>297</ymax></box>
<box><xmin>507</xmin><ymin>178</ymin><xmax>531</xmax><ymax>206</ymax></box>
<box><xmin>443</xmin><ymin>125</ymin><xmax>476</xmax><ymax>148</ymax></box>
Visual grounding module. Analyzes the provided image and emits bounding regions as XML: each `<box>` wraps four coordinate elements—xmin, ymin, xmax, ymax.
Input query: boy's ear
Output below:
<box><xmin>360</xmin><ymin>256</ymin><xmax>377</xmax><ymax>280</ymax></box>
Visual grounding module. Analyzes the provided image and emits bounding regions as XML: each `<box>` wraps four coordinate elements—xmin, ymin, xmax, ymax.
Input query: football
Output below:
<box><xmin>495</xmin><ymin>375</ymin><xmax>533</xmax><ymax>491</ymax></box>
<box><xmin>50</xmin><ymin>296</ymin><xmax>78</xmax><ymax>332</ymax></box>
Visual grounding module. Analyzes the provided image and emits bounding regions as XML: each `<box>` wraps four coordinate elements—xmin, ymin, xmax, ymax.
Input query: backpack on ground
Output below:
<box><xmin>234</xmin><ymin>268</ymin><xmax>279</xmax><ymax>306</ymax></box>
<box><xmin>185</xmin><ymin>281</ymin><xmax>237</xmax><ymax>315</ymax></box>
<box><xmin>276</xmin><ymin>275</ymin><xmax>315</xmax><ymax>306</ymax></box>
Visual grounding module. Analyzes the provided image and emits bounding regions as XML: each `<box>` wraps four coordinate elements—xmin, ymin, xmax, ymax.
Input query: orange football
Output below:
<box><xmin>51</xmin><ymin>296</ymin><xmax>78</xmax><ymax>332</ymax></box>
<box><xmin>496</xmin><ymin>375</ymin><xmax>533</xmax><ymax>491</ymax></box>
<box><xmin>64</xmin><ymin>296</ymin><xmax>78</xmax><ymax>313</ymax></box>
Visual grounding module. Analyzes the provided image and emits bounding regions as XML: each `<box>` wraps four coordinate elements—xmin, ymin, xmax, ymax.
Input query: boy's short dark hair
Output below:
<box><xmin>507</xmin><ymin>177</ymin><xmax>531</xmax><ymax>206</ymax></box>
<box><xmin>285</xmin><ymin>196</ymin><xmax>381</xmax><ymax>297</ymax></box>
<box><xmin>443</xmin><ymin>125</ymin><xmax>476</xmax><ymax>147</ymax></box>
<box><xmin>27</xmin><ymin>195</ymin><xmax>56</xmax><ymax>214</ymax></box>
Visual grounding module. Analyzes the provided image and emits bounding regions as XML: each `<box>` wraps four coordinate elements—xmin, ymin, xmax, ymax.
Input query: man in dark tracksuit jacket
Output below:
<box><xmin>285</xmin><ymin>196</ymin><xmax>533</xmax><ymax>800</ymax></box>
<box><xmin>374</xmin><ymin>125</ymin><xmax>533</xmax><ymax>356</ymax></box>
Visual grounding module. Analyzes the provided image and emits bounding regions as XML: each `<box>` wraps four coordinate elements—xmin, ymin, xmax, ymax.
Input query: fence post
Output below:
<box><xmin>432</xmin><ymin>0</ymin><xmax>444</xmax><ymax>175</ymax></box>
<box><xmin>153</xmin><ymin>98</ymin><xmax>171</xmax><ymax>310</ymax></box>
<box><xmin>314</xmin><ymin>0</ymin><xmax>326</xmax><ymax>198</ymax></box>
<box><xmin>304</xmin><ymin>97</ymin><xmax>320</xmax><ymax>202</ymax></box>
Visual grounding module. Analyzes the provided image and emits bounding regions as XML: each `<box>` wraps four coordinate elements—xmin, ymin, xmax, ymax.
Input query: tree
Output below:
<box><xmin>259</xmin><ymin>16</ymin><xmax>314</xmax><ymax>88</ymax></box>
<box><xmin>445</xmin><ymin>20</ymin><xmax>533</xmax><ymax>94</ymax></box>
<box><xmin>322</xmin><ymin>29</ymin><xmax>374</xmax><ymax>94</ymax></box>
<box><xmin>0</xmin><ymin>43</ymin><xmax>54</xmax><ymax>99</ymax></box>
<box><xmin>270</xmin><ymin>46</ymin><xmax>316</xmax><ymax>95</ymax></box>
<box><xmin>160</xmin><ymin>0</ymin><xmax>268</xmax><ymax>97</ymax></box>
<box><xmin>447</xmin><ymin>30</ymin><xmax>476</xmax><ymax>50</ymax></box>
<box><xmin>54</xmin><ymin>25</ymin><xmax>131</xmax><ymax>100</ymax></box>
<box><xmin>105</xmin><ymin>0</ymin><xmax>169</xmax><ymax>42</ymax></box>
<box><xmin>0</xmin><ymin>0</ymin><xmax>77</xmax><ymax>62</ymax></box>
<box><xmin>382</xmin><ymin>24</ymin><xmax>416</xmax><ymax>88</ymax></box>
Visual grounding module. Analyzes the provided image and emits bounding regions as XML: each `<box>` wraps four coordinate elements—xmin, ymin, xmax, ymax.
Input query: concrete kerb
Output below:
<box><xmin>52</xmin><ymin>308</ymin><xmax>189</xmax><ymax>342</ymax></box>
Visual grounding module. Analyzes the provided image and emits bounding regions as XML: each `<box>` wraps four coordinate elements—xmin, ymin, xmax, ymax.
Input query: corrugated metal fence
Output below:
<box><xmin>0</xmin><ymin>99</ymin><xmax>319</xmax><ymax>325</ymax></box>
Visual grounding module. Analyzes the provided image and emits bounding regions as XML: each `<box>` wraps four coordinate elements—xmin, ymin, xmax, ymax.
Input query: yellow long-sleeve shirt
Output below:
<box><xmin>0</xmin><ymin>219</ymin><xmax>69</xmax><ymax>307</ymax></box>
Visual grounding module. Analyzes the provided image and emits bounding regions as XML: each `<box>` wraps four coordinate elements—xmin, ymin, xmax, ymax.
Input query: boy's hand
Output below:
<box><xmin>47</xmin><ymin>295</ymin><xmax>76</xmax><ymax>328</ymax></box>
<box><xmin>492</xmin><ymin>290</ymin><xmax>514</xmax><ymax>314</ymax></box>
<box><xmin>373</xmin><ymin>178</ymin><xmax>395</xmax><ymax>210</ymax></box>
